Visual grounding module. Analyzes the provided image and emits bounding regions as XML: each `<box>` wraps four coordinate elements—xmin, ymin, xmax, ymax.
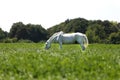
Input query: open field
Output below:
<box><xmin>0</xmin><ymin>43</ymin><xmax>120</xmax><ymax>80</ymax></box>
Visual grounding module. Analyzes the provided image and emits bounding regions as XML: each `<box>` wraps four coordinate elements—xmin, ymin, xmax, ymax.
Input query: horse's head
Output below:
<box><xmin>45</xmin><ymin>31</ymin><xmax>64</xmax><ymax>50</ymax></box>
<box><xmin>45</xmin><ymin>41</ymin><xmax>51</xmax><ymax>49</ymax></box>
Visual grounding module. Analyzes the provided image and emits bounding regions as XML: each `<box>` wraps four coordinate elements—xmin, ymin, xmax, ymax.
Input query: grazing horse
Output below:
<box><xmin>45</xmin><ymin>31</ymin><xmax>88</xmax><ymax>50</ymax></box>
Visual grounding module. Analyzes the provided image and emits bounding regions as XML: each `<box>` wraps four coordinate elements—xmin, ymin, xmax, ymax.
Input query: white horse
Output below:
<box><xmin>45</xmin><ymin>31</ymin><xmax>88</xmax><ymax>50</ymax></box>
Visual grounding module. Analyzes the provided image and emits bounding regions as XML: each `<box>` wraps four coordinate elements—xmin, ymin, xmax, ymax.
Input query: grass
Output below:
<box><xmin>0</xmin><ymin>43</ymin><xmax>120</xmax><ymax>80</ymax></box>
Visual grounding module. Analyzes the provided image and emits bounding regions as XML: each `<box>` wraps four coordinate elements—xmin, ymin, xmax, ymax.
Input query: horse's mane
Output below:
<box><xmin>48</xmin><ymin>31</ymin><xmax>63</xmax><ymax>42</ymax></box>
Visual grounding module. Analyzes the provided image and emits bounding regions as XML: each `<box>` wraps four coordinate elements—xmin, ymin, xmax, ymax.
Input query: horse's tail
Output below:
<box><xmin>83</xmin><ymin>34</ymin><xmax>89</xmax><ymax>48</ymax></box>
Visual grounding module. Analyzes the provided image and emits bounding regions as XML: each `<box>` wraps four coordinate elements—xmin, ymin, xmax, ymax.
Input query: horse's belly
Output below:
<box><xmin>62</xmin><ymin>37</ymin><xmax>75</xmax><ymax>44</ymax></box>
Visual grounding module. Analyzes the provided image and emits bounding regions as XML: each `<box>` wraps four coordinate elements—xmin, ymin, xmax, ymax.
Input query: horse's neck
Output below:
<box><xmin>48</xmin><ymin>35</ymin><xmax>57</xmax><ymax>43</ymax></box>
<box><xmin>48</xmin><ymin>31</ymin><xmax>63</xmax><ymax>43</ymax></box>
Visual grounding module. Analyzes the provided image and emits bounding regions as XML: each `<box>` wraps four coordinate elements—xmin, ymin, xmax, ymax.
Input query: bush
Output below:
<box><xmin>2</xmin><ymin>38</ymin><xmax>17</xmax><ymax>43</ymax></box>
<box><xmin>18</xmin><ymin>39</ymin><xmax>33</xmax><ymax>43</ymax></box>
<box><xmin>109</xmin><ymin>31</ymin><xmax>120</xmax><ymax>44</ymax></box>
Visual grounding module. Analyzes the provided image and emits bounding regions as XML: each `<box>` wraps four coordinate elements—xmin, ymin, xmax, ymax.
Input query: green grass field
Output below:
<box><xmin>0</xmin><ymin>43</ymin><xmax>120</xmax><ymax>80</ymax></box>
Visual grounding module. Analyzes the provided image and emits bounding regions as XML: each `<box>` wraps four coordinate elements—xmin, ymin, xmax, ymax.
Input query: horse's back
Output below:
<box><xmin>62</xmin><ymin>33</ymin><xmax>84</xmax><ymax>43</ymax></box>
<box><xmin>62</xmin><ymin>33</ymin><xmax>76</xmax><ymax>43</ymax></box>
<box><xmin>75</xmin><ymin>32</ymin><xmax>85</xmax><ymax>36</ymax></box>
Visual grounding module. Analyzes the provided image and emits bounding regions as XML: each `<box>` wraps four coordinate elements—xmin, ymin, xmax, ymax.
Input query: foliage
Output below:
<box><xmin>0</xmin><ymin>43</ymin><xmax>119</xmax><ymax>80</ymax></box>
<box><xmin>86</xmin><ymin>24</ymin><xmax>106</xmax><ymax>43</ymax></box>
<box><xmin>47</xmin><ymin>18</ymin><xmax>88</xmax><ymax>36</ymax></box>
<box><xmin>9</xmin><ymin>22</ymin><xmax>47</xmax><ymax>42</ymax></box>
<box><xmin>9</xmin><ymin>22</ymin><xmax>25</xmax><ymax>38</ymax></box>
<box><xmin>109</xmin><ymin>31</ymin><xmax>120</xmax><ymax>44</ymax></box>
<box><xmin>0</xmin><ymin>28</ymin><xmax>8</xmax><ymax>40</ymax></box>
<box><xmin>0</xmin><ymin>17</ymin><xmax>120</xmax><ymax>44</ymax></box>
<box><xmin>47</xmin><ymin>18</ymin><xmax>120</xmax><ymax>44</ymax></box>
<box><xmin>2</xmin><ymin>38</ymin><xmax>17</xmax><ymax>43</ymax></box>
<box><xmin>18</xmin><ymin>39</ymin><xmax>33</xmax><ymax>43</ymax></box>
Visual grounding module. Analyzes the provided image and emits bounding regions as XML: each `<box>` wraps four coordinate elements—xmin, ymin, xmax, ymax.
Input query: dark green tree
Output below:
<box><xmin>86</xmin><ymin>24</ymin><xmax>107</xmax><ymax>43</ymax></box>
<box><xmin>0</xmin><ymin>28</ymin><xmax>7</xmax><ymax>40</ymax></box>
<box><xmin>9</xmin><ymin>22</ymin><xmax>25</xmax><ymax>38</ymax></box>
<box><xmin>47</xmin><ymin>17</ymin><xmax>120</xmax><ymax>44</ymax></box>
<box><xmin>103</xmin><ymin>20</ymin><xmax>118</xmax><ymax>36</ymax></box>
<box><xmin>9</xmin><ymin>22</ymin><xmax>47</xmax><ymax>42</ymax></box>
<box><xmin>109</xmin><ymin>31</ymin><xmax>120</xmax><ymax>44</ymax></box>
<box><xmin>26</xmin><ymin>24</ymin><xmax>47</xmax><ymax>42</ymax></box>
<box><xmin>16</xmin><ymin>27</ymin><xmax>29</xmax><ymax>40</ymax></box>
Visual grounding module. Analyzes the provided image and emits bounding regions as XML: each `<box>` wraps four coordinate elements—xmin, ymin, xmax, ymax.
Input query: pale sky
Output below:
<box><xmin>0</xmin><ymin>0</ymin><xmax>120</xmax><ymax>32</ymax></box>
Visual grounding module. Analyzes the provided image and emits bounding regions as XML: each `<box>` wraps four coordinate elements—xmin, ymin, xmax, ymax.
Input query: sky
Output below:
<box><xmin>0</xmin><ymin>0</ymin><xmax>120</xmax><ymax>32</ymax></box>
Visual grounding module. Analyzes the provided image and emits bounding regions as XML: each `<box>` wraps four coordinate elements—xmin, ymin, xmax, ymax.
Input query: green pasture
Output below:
<box><xmin>0</xmin><ymin>43</ymin><xmax>120</xmax><ymax>80</ymax></box>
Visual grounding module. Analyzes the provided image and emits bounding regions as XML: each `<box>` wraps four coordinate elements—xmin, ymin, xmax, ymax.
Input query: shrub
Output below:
<box><xmin>18</xmin><ymin>39</ymin><xmax>33</xmax><ymax>43</ymax></box>
<box><xmin>109</xmin><ymin>31</ymin><xmax>120</xmax><ymax>44</ymax></box>
<box><xmin>2</xmin><ymin>38</ymin><xmax>17</xmax><ymax>43</ymax></box>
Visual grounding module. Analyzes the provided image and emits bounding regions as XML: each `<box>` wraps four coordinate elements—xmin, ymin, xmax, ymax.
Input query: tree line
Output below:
<box><xmin>0</xmin><ymin>22</ymin><xmax>47</xmax><ymax>43</ymax></box>
<box><xmin>0</xmin><ymin>18</ymin><xmax>120</xmax><ymax>44</ymax></box>
<box><xmin>47</xmin><ymin>18</ymin><xmax>120</xmax><ymax>44</ymax></box>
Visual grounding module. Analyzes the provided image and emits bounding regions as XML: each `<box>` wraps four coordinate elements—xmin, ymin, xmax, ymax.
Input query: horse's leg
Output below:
<box><xmin>76</xmin><ymin>39</ymin><xmax>85</xmax><ymax>50</ymax></box>
<box><xmin>58</xmin><ymin>35</ymin><xmax>63</xmax><ymax>49</ymax></box>
<box><xmin>58</xmin><ymin>38</ymin><xmax>62</xmax><ymax>49</ymax></box>
<box><xmin>59</xmin><ymin>42</ymin><xmax>62</xmax><ymax>49</ymax></box>
<box><xmin>80</xmin><ymin>43</ymin><xmax>85</xmax><ymax>50</ymax></box>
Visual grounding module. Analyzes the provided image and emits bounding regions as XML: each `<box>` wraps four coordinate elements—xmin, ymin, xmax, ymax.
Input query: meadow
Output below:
<box><xmin>0</xmin><ymin>43</ymin><xmax>120</xmax><ymax>80</ymax></box>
